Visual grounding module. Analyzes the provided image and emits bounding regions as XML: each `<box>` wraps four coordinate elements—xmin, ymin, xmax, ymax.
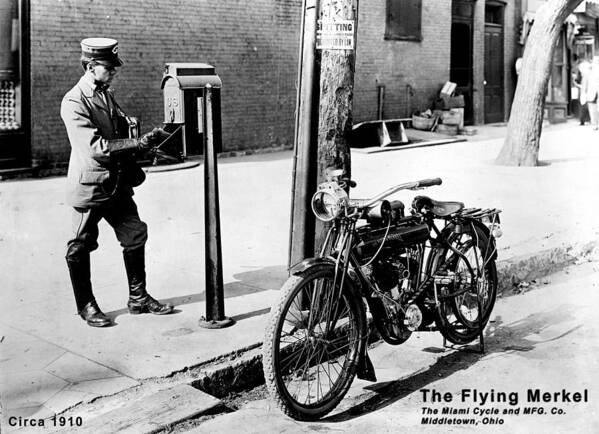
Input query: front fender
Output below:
<box><xmin>288</xmin><ymin>256</ymin><xmax>376</xmax><ymax>381</ymax></box>
<box><xmin>289</xmin><ymin>256</ymin><xmax>363</xmax><ymax>307</ymax></box>
<box><xmin>289</xmin><ymin>256</ymin><xmax>337</xmax><ymax>275</ymax></box>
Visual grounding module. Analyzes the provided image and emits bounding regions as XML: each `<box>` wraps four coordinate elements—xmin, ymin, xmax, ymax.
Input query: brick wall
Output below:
<box><xmin>30</xmin><ymin>0</ymin><xmax>302</xmax><ymax>166</ymax></box>
<box><xmin>28</xmin><ymin>0</ymin><xmax>516</xmax><ymax>168</ymax></box>
<box><xmin>354</xmin><ymin>0</ymin><xmax>452</xmax><ymax>122</ymax></box>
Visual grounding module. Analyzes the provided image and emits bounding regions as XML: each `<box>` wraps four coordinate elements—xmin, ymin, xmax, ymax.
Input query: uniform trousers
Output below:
<box><xmin>68</xmin><ymin>193</ymin><xmax>147</xmax><ymax>254</ymax></box>
<box><xmin>66</xmin><ymin>193</ymin><xmax>148</xmax><ymax>311</ymax></box>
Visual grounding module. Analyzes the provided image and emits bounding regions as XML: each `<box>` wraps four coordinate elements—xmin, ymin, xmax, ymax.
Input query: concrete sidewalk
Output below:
<box><xmin>1</xmin><ymin>120</ymin><xmax>598</xmax><ymax>431</ymax></box>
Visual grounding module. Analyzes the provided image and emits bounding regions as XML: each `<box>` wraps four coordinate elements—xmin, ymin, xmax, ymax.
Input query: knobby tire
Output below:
<box><xmin>262</xmin><ymin>264</ymin><xmax>366</xmax><ymax>421</ymax></box>
<box><xmin>433</xmin><ymin>226</ymin><xmax>498</xmax><ymax>345</ymax></box>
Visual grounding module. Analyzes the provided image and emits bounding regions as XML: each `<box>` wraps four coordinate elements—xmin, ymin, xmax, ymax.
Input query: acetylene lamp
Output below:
<box><xmin>311</xmin><ymin>182</ymin><xmax>349</xmax><ymax>221</ymax></box>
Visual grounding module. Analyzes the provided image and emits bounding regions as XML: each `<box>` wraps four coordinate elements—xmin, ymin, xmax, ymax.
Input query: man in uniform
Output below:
<box><xmin>60</xmin><ymin>37</ymin><xmax>174</xmax><ymax>327</ymax></box>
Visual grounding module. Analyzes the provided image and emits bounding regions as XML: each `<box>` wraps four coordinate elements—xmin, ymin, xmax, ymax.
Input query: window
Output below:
<box><xmin>485</xmin><ymin>4</ymin><xmax>504</xmax><ymax>25</ymax></box>
<box><xmin>0</xmin><ymin>0</ymin><xmax>21</xmax><ymax>131</ymax></box>
<box><xmin>574</xmin><ymin>35</ymin><xmax>594</xmax><ymax>62</ymax></box>
<box><xmin>385</xmin><ymin>0</ymin><xmax>422</xmax><ymax>41</ymax></box>
<box><xmin>547</xmin><ymin>31</ymin><xmax>568</xmax><ymax>104</ymax></box>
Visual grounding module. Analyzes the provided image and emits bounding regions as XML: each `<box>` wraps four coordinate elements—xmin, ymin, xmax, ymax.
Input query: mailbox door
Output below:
<box><xmin>183</xmin><ymin>89</ymin><xmax>203</xmax><ymax>155</ymax></box>
<box><xmin>163</xmin><ymin>80</ymin><xmax>184</xmax><ymax>124</ymax></box>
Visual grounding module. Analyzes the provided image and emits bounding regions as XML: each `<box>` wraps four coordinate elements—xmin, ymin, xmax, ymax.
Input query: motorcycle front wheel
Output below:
<box><xmin>262</xmin><ymin>263</ymin><xmax>366</xmax><ymax>421</ymax></box>
<box><xmin>432</xmin><ymin>225</ymin><xmax>497</xmax><ymax>345</ymax></box>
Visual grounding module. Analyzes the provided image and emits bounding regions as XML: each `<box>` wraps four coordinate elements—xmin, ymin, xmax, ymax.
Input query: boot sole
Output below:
<box><xmin>86</xmin><ymin>320</ymin><xmax>112</xmax><ymax>327</ymax></box>
<box><xmin>128</xmin><ymin>306</ymin><xmax>174</xmax><ymax>315</ymax></box>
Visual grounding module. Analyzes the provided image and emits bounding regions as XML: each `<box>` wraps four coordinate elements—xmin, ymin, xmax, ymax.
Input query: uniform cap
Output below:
<box><xmin>80</xmin><ymin>37</ymin><xmax>123</xmax><ymax>66</ymax></box>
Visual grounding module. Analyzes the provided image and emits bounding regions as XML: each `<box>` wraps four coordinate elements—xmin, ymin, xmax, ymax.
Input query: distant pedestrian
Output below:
<box><xmin>583</xmin><ymin>56</ymin><xmax>599</xmax><ymax>130</ymax></box>
<box><xmin>60</xmin><ymin>37</ymin><xmax>174</xmax><ymax>327</ymax></box>
<box><xmin>515</xmin><ymin>57</ymin><xmax>523</xmax><ymax>77</ymax></box>
<box><xmin>574</xmin><ymin>55</ymin><xmax>591</xmax><ymax>125</ymax></box>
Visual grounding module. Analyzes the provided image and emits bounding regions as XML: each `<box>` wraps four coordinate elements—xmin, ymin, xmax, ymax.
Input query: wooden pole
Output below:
<box><xmin>314</xmin><ymin>0</ymin><xmax>359</xmax><ymax>252</ymax></box>
<box><xmin>288</xmin><ymin>0</ymin><xmax>359</xmax><ymax>263</ymax></box>
<box><xmin>288</xmin><ymin>0</ymin><xmax>319</xmax><ymax>270</ymax></box>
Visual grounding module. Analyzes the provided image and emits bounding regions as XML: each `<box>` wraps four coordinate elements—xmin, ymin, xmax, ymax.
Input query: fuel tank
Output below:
<box><xmin>356</xmin><ymin>220</ymin><xmax>429</xmax><ymax>257</ymax></box>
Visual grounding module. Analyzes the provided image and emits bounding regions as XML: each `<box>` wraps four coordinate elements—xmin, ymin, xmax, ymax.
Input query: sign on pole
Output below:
<box><xmin>316</xmin><ymin>19</ymin><xmax>355</xmax><ymax>50</ymax></box>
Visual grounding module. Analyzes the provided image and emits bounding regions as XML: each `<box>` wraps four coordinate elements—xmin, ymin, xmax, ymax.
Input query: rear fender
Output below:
<box><xmin>424</xmin><ymin>219</ymin><xmax>498</xmax><ymax>290</ymax></box>
<box><xmin>462</xmin><ymin>218</ymin><xmax>498</xmax><ymax>261</ymax></box>
<box><xmin>440</xmin><ymin>219</ymin><xmax>498</xmax><ymax>261</ymax></box>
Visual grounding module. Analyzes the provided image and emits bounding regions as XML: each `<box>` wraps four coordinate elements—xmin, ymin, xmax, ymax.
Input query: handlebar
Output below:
<box><xmin>351</xmin><ymin>177</ymin><xmax>442</xmax><ymax>209</ymax></box>
<box><xmin>415</xmin><ymin>177</ymin><xmax>442</xmax><ymax>188</ymax></box>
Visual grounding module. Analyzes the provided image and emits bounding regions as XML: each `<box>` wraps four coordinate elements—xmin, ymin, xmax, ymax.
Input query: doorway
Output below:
<box><xmin>0</xmin><ymin>0</ymin><xmax>29</xmax><ymax>170</ymax></box>
<box><xmin>484</xmin><ymin>2</ymin><xmax>505</xmax><ymax>124</ymax></box>
<box><xmin>450</xmin><ymin>0</ymin><xmax>474</xmax><ymax>125</ymax></box>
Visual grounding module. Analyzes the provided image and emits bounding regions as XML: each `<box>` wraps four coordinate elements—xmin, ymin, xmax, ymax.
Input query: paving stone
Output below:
<box><xmin>45</xmin><ymin>353</ymin><xmax>122</xmax><ymax>383</ymax></box>
<box><xmin>0</xmin><ymin>337</ymin><xmax>65</xmax><ymax>374</ymax></box>
<box><xmin>0</xmin><ymin>371</ymin><xmax>68</xmax><ymax>410</ymax></box>
<box><xmin>43</xmin><ymin>389</ymin><xmax>96</xmax><ymax>414</ymax></box>
<box><xmin>186</xmin><ymin>400</ymin><xmax>315</xmax><ymax>434</ymax></box>
<box><xmin>63</xmin><ymin>384</ymin><xmax>221</xmax><ymax>434</ymax></box>
<box><xmin>66</xmin><ymin>376</ymin><xmax>139</xmax><ymax>396</ymax></box>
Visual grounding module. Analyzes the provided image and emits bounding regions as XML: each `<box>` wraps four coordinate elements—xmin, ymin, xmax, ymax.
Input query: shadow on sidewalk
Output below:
<box><xmin>322</xmin><ymin>304</ymin><xmax>581</xmax><ymax>422</ymax></box>
<box><xmin>537</xmin><ymin>155</ymin><xmax>597</xmax><ymax>166</ymax></box>
<box><xmin>103</xmin><ymin>265</ymin><xmax>287</xmax><ymax>320</ymax></box>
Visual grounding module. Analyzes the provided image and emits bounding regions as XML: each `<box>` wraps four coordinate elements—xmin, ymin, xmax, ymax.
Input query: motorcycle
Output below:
<box><xmin>262</xmin><ymin>169</ymin><xmax>502</xmax><ymax>421</ymax></box>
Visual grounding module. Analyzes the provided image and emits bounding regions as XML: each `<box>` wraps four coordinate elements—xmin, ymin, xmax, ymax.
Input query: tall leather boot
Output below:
<box><xmin>66</xmin><ymin>249</ymin><xmax>111</xmax><ymax>327</ymax></box>
<box><xmin>123</xmin><ymin>247</ymin><xmax>174</xmax><ymax>315</ymax></box>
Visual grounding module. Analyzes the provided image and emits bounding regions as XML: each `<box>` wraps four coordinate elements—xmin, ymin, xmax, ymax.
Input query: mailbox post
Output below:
<box><xmin>161</xmin><ymin>64</ymin><xmax>234</xmax><ymax>329</ymax></box>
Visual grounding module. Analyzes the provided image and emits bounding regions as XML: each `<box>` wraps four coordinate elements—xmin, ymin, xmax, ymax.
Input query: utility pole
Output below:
<box><xmin>288</xmin><ymin>0</ymin><xmax>359</xmax><ymax>266</ymax></box>
<box><xmin>288</xmin><ymin>0</ymin><xmax>319</xmax><ymax>270</ymax></box>
<box><xmin>313</xmin><ymin>0</ymin><xmax>359</xmax><ymax>252</ymax></box>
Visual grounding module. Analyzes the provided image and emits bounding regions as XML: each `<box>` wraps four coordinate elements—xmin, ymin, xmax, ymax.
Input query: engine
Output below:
<box><xmin>355</xmin><ymin>210</ymin><xmax>430</xmax><ymax>343</ymax></box>
<box><xmin>370</xmin><ymin>248</ymin><xmax>419</xmax><ymax>296</ymax></box>
<box><xmin>360</xmin><ymin>247</ymin><xmax>424</xmax><ymax>343</ymax></box>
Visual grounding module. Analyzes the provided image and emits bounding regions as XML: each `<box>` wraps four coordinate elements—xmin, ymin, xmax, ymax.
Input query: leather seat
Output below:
<box><xmin>412</xmin><ymin>195</ymin><xmax>464</xmax><ymax>217</ymax></box>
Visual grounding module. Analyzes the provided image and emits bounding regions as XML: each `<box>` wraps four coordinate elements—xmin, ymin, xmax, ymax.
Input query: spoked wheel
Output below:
<box><xmin>432</xmin><ymin>226</ymin><xmax>497</xmax><ymax>345</ymax></box>
<box><xmin>262</xmin><ymin>263</ymin><xmax>366</xmax><ymax>421</ymax></box>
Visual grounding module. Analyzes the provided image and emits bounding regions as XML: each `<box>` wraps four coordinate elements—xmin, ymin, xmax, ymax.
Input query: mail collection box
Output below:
<box><xmin>161</xmin><ymin>63</ymin><xmax>222</xmax><ymax>156</ymax></box>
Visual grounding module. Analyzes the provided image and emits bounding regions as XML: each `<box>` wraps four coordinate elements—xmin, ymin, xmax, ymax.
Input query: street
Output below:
<box><xmin>183</xmin><ymin>259</ymin><xmax>599</xmax><ymax>433</ymax></box>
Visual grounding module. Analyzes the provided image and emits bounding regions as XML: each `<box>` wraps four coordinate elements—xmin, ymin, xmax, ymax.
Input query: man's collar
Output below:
<box><xmin>78</xmin><ymin>73</ymin><xmax>110</xmax><ymax>97</ymax></box>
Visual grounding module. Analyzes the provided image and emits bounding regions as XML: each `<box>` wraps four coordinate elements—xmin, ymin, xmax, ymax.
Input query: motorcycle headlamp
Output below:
<box><xmin>311</xmin><ymin>182</ymin><xmax>349</xmax><ymax>221</ymax></box>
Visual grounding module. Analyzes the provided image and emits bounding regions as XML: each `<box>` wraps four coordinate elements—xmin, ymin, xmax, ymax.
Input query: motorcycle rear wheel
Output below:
<box><xmin>262</xmin><ymin>264</ymin><xmax>366</xmax><ymax>421</ymax></box>
<box><xmin>432</xmin><ymin>226</ymin><xmax>497</xmax><ymax>345</ymax></box>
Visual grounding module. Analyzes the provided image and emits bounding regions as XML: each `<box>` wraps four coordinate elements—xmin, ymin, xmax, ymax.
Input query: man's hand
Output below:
<box><xmin>138</xmin><ymin>128</ymin><xmax>169</xmax><ymax>151</ymax></box>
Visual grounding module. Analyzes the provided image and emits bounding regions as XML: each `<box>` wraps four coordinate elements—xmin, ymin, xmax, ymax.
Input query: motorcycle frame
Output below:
<box><xmin>310</xmin><ymin>211</ymin><xmax>497</xmax><ymax>345</ymax></box>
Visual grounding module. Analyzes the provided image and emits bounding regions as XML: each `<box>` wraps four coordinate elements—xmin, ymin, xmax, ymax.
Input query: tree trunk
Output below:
<box><xmin>315</xmin><ymin>0</ymin><xmax>358</xmax><ymax>184</ymax></box>
<box><xmin>495</xmin><ymin>0</ymin><xmax>582</xmax><ymax>166</ymax></box>
<box><xmin>314</xmin><ymin>0</ymin><xmax>359</xmax><ymax>253</ymax></box>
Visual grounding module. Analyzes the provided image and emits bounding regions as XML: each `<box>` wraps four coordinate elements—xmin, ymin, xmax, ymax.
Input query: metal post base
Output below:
<box><xmin>199</xmin><ymin>316</ymin><xmax>235</xmax><ymax>329</ymax></box>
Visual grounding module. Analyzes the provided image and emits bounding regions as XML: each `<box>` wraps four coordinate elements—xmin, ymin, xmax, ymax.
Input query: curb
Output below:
<box><xmin>496</xmin><ymin>240</ymin><xmax>599</xmax><ymax>292</ymax></box>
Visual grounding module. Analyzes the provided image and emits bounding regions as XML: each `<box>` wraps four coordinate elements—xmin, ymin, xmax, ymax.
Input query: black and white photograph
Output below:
<box><xmin>1</xmin><ymin>0</ymin><xmax>598</xmax><ymax>432</ymax></box>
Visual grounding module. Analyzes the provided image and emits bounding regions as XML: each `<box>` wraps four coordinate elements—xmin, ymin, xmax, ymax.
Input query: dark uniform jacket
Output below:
<box><xmin>60</xmin><ymin>74</ymin><xmax>144</xmax><ymax>208</ymax></box>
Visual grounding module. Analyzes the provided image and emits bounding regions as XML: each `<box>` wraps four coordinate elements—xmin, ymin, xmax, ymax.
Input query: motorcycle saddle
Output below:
<box><xmin>412</xmin><ymin>195</ymin><xmax>464</xmax><ymax>217</ymax></box>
